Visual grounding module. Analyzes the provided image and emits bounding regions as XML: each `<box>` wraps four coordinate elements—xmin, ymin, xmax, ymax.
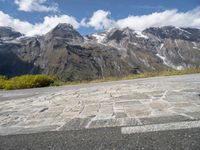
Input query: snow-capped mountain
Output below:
<box><xmin>0</xmin><ymin>23</ymin><xmax>200</xmax><ymax>81</ymax></box>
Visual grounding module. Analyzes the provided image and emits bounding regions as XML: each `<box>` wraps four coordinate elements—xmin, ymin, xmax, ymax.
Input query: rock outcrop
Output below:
<box><xmin>0</xmin><ymin>24</ymin><xmax>200</xmax><ymax>81</ymax></box>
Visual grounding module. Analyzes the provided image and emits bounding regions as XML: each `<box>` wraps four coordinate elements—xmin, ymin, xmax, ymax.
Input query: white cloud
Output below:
<box><xmin>80</xmin><ymin>18</ymin><xmax>89</xmax><ymax>27</ymax></box>
<box><xmin>0</xmin><ymin>11</ymin><xmax>33</xmax><ymax>34</ymax></box>
<box><xmin>0</xmin><ymin>11</ymin><xmax>79</xmax><ymax>36</ymax></box>
<box><xmin>0</xmin><ymin>7</ymin><xmax>200</xmax><ymax>37</ymax></box>
<box><xmin>27</xmin><ymin>15</ymin><xmax>80</xmax><ymax>36</ymax></box>
<box><xmin>14</xmin><ymin>0</ymin><xmax>58</xmax><ymax>12</ymax></box>
<box><xmin>87</xmin><ymin>10</ymin><xmax>115</xmax><ymax>30</ymax></box>
<box><xmin>116</xmin><ymin>8</ymin><xmax>200</xmax><ymax>30</ymax></box>
<box><xmin>85</xmin><ymin>8</ymin><xmax>200</xmax><ymax>31</ymax></box>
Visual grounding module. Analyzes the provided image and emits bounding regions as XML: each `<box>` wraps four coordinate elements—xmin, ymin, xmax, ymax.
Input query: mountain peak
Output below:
<box><xmin>45</xmin><ymin>23</ymin><xmax>84</xmax><ymax>43</ymax></box>
<box><xmin>0</xmin><ymin>24</ymin><xmax>200</xmax><ymax>81</ymax></box>
<box><xmin>48</xmin><ymin>23</ymin><xmax>76</xmax><ymax>35</ymax></box>
<box><xmin>144</xmin><ymin>26</ymin><xmax>200</xmax><ymax>41</ymax></box>
<box><xmin>53</xmin><ymin>23</ymin><xmax>74</xmax><ymax>31</ymax></box>
<box><xmin>0</xmin><ymin>26</ymin><xmax>22</xmax><ymax>39</ymax></box>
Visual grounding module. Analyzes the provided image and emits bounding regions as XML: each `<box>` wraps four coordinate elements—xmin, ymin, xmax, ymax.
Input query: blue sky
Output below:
<box><xmin>0</xmin><ymin>0</ymin><xmax>199</xmax><ymax>35</ymax></box>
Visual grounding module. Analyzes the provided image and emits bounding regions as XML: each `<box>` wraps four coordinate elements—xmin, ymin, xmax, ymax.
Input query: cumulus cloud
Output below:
<box><xmin>14</xmin><ymin>0</ymin><xmax>58</xmax><ymax>12</ymax></box>
<box><xmin>116</xmin><ymin>8</ymin><xmax>200</xmax><ymax>30</ymax></box>
<box><xmin>0</xmin><ymin>7</ymin><xmax>200</xmax><ymax>36</ymax></box>
<box><xmin>0</xmin><ymin>11</ymin><xmax>33</xmax><ymax>34</ymax></box>
<box><xmin>87</xmin><ymin>10</ymin><xmax>115</xmax><ymax>30</ymax></box>
<box><xmin>0</xmin><ymin>11</ymin><xmax>79</xmax><ymax>36</ymax></box>
<box><xmin>85</xmin><ymin>8</ymin><xmax>200</xmax><ymax>31</ymax></box>
<box><xmin>27</xmin><ymin>15</ymin><xmax>79</xmax><ymax>36</ymax></box>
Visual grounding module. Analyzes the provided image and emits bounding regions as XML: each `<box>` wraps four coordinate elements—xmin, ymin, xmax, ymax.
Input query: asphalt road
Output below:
<box><xmin>1</xmin><ymin>126</ymin><xmax>200</xmax><ymax>150</ymax></box>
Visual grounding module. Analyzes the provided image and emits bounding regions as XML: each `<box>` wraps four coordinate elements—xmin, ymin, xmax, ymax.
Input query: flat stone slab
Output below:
<box><xmin>0</xmin><ymin>74</ymin><xmax>200</xmax><ymax>135</ymax></box>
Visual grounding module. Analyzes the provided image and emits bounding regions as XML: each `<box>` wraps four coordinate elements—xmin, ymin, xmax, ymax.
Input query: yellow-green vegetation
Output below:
<box><xmin>123</xmin><ymin>67</ymin><xmax>200</xmax><ymax>80</ymax></box>
<box><xmin>0</xmin><ymin>68</ymin><xmax>200</xmax><ymax>90</ymax></box>
<box><xmin>0</xmin><ymin>76</ymin><xmax>7</xmax><ymax>89</ymax></box>
<box><xmin>88</xmin><ymin>67</ymin><xmax>200</xmax><ymax>83</ymax></box>
<box><xmin>0</xmin><ymin>75</ymin><xmax>57</xmax><ymax>90</ymax></box>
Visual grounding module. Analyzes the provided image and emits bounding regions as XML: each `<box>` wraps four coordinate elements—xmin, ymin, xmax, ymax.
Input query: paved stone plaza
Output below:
<box><xmin>0</xmin><ymin>74</ymin><xmax>200</xmax><ymax>135</ymax></box>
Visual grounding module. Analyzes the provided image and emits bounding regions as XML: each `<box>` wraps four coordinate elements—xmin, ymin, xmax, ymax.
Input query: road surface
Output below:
<box><xmin>0</xmin><ymin>74</ymin><xmax>200</xmax><ymax>149</ymax></box>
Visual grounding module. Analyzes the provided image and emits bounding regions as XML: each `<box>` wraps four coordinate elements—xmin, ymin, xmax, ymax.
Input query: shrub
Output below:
<box><xmin>0</xmin><ymin>75</ymin><xmax>7</xmax><ymax>89</ymax></box>
<box><xmin>0</xmin><ymin>67</ymin><xmax>200</xmax><ymax>90</ymax></box>
<box><xmin>3</xmin><ymin>75</ymin><xmax>56</xmax><ymax>90</ymax></box>
<box><xmin>0</xmin><ymin>80</ymin><xmax>5</xmax><ymax>89</ymax></box>
<box><xmin>0</xmin><ymin>76</ymin><xmax>7</xmax><ymax>80</ymax></box>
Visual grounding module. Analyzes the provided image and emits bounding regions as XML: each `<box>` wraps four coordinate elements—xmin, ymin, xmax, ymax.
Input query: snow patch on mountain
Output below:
<box><xmin>175</xmin><ymin>27</ymin><xmax>191</xmax><ymax>35</ymax></box>
<box><xmin>160</xmin><ymin>43</ymin><xmax>164</xmax><ymax>49</ymax></box>
<box><xmin>192</xmin><ymin>42</ymin><xmax>200</xmax><ymax>51</ymax></box>
<box><xmin>175</xmin><ymin>39</ymin><xmax>185</xmax><ymax>60</ymax></box>
<box><xmin>91</xmin><ymin>33</ymin><xmax>106</xmax><ymax>43</ymax></box>
<box><xmin>135</xmin><ymin>31</ymin><xmax>148</xmax><ymax>39</ymax></box>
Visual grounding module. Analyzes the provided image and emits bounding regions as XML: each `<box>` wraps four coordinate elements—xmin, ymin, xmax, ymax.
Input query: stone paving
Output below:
<box><xmin>0</xmin><ymin>74</ymin><xmax>200</xmax><ymax>135</ymax></box>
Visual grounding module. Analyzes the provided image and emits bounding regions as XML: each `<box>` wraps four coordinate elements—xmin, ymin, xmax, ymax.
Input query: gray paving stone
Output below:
<box><xmin>0</xmin><ymin>127</ymin><xmax>24</xmax><ymax>135</ymax></box>
<box><xmin>185</xmin><ymin>112</ymin><xmax>200</xmax><ymax>120</ymax></box>
<box><xmin>89</xmin><ymin>118</ymin><xmax>122</xmax><ymax>128</ymax></box>
<box><xmin>117</xmin><ymin>93</ymin><xmax>149</xmax><ymax>100</ymax></box>
<box><xmin>59</xmin><ymin>117</ymin><xmax>91</xmax><ymax>130</ymax></box>
<box><xmin>115</xmin><ymin>112</ymin><xmax>127</xmax><ymax>118</ymax></box>
<box><xmin>115</xmin><ymin>100</ymin><xmax>141</xmax><ymax>105</ymax></box>
<box><xmin>0</xmin><ymin>74</ymin><xmax>200</xmax><ymax>135</ymax></box>
<box><xmin>17</xmin><ymin>125</ymin><xmax>60</xmax><ymax>135</ymax></box>
<box><xmin>139</xmin><ymin>115</ymin><xmax>194</xmax><ymax>125</ymax></box>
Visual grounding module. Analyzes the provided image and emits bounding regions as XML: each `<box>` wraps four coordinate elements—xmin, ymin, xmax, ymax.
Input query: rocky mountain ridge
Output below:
<box><xmin>0</xmin><ymin>23</ymin><xmax>200</xmax><ymax>81</ymax></box>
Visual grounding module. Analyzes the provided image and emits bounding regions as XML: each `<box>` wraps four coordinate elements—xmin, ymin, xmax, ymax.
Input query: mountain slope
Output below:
<box><xmin>0</xmin><ymin>24</ymin><xmax>200</xmax><ymax>81</ymax></box>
